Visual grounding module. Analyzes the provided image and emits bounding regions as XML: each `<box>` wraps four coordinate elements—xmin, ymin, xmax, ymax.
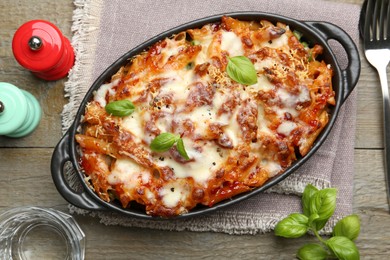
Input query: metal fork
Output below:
<box><xmin>363</xmin><ymin>0</ymin><xmax>390</xmax><ymax>208</ymax></box>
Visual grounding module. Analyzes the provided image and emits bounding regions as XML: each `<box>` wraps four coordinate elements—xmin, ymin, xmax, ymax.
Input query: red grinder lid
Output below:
<box><xmin>12</xmin><ymin>20</ymin><xmax>65</xmax><ymax>72</ymax></box>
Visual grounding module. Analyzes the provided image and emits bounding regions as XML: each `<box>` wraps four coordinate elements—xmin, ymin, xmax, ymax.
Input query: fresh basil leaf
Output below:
<box><xmin>176</xmin><ymin>138</ymin><xmax>190</xmax><ymax>160</ymax></box>
<box><xmin>302</xmin><ymin>184</ymin><xmax>319</xmax><ymax>217</ymax></box>
<box><xmin>105</xmin><ymin>100</ymin><xmax>135</xmax><ymax>117</ymax></box>
<box><xmin>308</xmin><ymin>213</ymin><xmax>320</xmax><ymax>228</ymax></box>
<box><xmin>309</xmin><ymin>188</ymin><xmax>337</xmax><ymax>231</ymax></box>
<box><xmin>226</xmin><ymin>56</ymin><xmax>258</xmax><ymax>85</ymax></box>
<box><xmin>274</xmin><ymin>213</ymin><xmax>309</xmax><ymax>238</ymax></box>
<box><xmin>333</xmin><ymin>215</ymin><xmax>360</xmax><ymax>241</ymax></box>
<box><xmin>150</xmin><ymin>133</ymin><xmax>180</xmax><ymax>152</ymax></box>
<box><xmin>297</xmin><ymin>243</ymin><xmax>329</xmax><ymax>260</ymax></box>
<box><xmin>326</xmin><ymin>236</ymin><xmax>360</xmax><ymax>260</ymax></box>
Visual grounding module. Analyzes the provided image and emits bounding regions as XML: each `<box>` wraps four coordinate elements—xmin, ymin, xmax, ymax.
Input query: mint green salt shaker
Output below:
<box><xmin>0</xmin><ymin>82</ymin><xmax>41</xmax><ymax>137</ymax></box>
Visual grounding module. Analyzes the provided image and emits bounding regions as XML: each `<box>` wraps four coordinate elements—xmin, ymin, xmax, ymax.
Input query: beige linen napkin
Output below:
<box><xmin>62</xmin><ymin>0</ymin><xmax>360</xmax><ymax>234</ymax></box>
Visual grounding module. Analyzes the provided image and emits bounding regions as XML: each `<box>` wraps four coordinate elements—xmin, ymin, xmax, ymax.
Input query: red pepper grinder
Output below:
<box><xmin>12</xmin><ymin>20</ymin><xmax>75</xmax><ymax>81</ymax></box>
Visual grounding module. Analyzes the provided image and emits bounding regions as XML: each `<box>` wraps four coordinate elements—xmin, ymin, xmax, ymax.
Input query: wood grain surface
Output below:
<box><xmin>1</xmin><ymin>0</ymin><xmax>389</xmax><ymax>259</ymax></box>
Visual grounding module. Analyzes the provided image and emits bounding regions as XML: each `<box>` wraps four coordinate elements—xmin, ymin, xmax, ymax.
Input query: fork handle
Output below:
<box><xmin>376</xmin><ymin>63</ymin><xmax>390</xmax><ymax>207</ymax></box>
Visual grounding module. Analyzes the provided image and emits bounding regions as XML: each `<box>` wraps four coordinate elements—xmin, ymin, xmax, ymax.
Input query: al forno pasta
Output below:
<box><xmin>75</xmin><ymin>17</ymin><xmax>335</xmax><ymax>217</ymax></box>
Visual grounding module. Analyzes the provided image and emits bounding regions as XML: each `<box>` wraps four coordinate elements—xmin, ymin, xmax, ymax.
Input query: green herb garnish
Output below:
<box><xmin>226</xmin><ymin>56</ymin><xmax>258</xmax><ymax>85</ymax></box>
<box><xmin>150</xmin><ymin>133</ymin><xmax>190</xmax><ymax>160</ymax></box>
<box><xmin>176</xmin><ymin>137</ymin><xmax>190</xmax><ymax>160</ymax></box>
<box><xmin>105</xmin><ymin>100</ymin><xmax>135</xmax><ymax>117</ymax></box>
<box><xmin>293</xmin><ymin>30</ymin><xmax>310</xmax><ymax>47</ymax></box>
<box><xmin>293</xmin><ymin>30</ymin><xmax>303</xmax><ymax>41</ymax></box>
<box><xmin>297</xmin><ymin>244</ymin><xmax>329</xmax><ymax>260</ymax></box>
<box><xmin>274</xmin><ymin>184</ymin><xmax>360</xmax><ymax>260</ymax></box>
<box><xmin>150</xmin><ymin>133</ymin><xmax>180</xmax><ymax>152</ymax></box>
<box><xmin>326</xmin><ymin>236</ymin><xmax>360</xmax><ymax>260</ymax></box>
<box><xmin>186</xmin><ymin>62</ymin><xmax>194</xmax><ymax>70</ymax></box>
<box><xmin>333</xmin><ymin>215</ymin><xmax>360</xmax><ymax>241</ymax></box>
<box><xmin>191</xmin><ymin>40</ymin><xmax>200</xmax><ymax>46</ymax></box>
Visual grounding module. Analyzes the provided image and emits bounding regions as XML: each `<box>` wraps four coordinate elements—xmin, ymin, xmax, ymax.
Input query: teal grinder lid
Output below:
<box><xmin>0</xmin><ymin>82</ymin><xmax>41</xmax><ymax>137</ymax></box>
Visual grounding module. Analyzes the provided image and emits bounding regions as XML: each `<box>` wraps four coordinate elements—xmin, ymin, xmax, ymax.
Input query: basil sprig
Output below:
<box><xmin>105</xmin><ymin>100</ymin><xmax>135</xmax><ymax>117</ymax></box>
<box><xmin>150</xmin><ymin>133</ymin><xmax>190</xmax><ymax>160</ymax></box>
<box><xmin>274</xmin><ymin>184</ymin><xmax>360</xmax><ymax>260</ymax></box>
<box><xmin>226</xmin><ymin>56</ymin><xmax>258</xmax><ymax>85</ymax></box>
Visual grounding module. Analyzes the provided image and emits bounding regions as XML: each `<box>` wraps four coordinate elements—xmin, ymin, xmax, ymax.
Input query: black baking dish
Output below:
<box><xmin>51</xmin><ymin>12</ymin><xmax>360</xmax><ymax>219</ymax></box>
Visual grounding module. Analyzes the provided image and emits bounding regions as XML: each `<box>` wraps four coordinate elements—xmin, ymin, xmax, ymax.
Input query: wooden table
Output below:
<box><xmin>1</xmin><ymin>0</ymin><xmax>388</xmax><ymax>258</ymax></box>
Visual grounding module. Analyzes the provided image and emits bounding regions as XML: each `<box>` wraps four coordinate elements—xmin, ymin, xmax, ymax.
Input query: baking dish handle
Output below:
<box><xmin>51</xmin><ymin>131</ymin><xmax>107</xmax><ymax>211</ymax></box>
<box><xmin>306</xmin><ymin>21</ymin><xmax>360</xmax><ymax>103</ymax></box>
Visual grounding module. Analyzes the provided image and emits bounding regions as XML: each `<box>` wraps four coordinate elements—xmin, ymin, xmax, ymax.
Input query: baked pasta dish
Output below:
<box><xmin>75</xmin><ymin>16</ymin><xmax>335</xmax><ymax>217</ymax></box>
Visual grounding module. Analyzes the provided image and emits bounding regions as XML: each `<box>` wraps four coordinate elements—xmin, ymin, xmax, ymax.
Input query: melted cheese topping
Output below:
<box><xmin>77</xmin><ymin>17</ymin><xmax>335</xmax><ymax>217</ymax></box>
<box><xmin>220</xmin><ymin>31</ymin><xmax>244</xmax><ymax>56</ymax></box>
<box><xmin>109</xmin><ymin>159</ymin><xmax>144</xmax><ymax>187</ymax></box>
<box><xmin>277</xmin><ymin>121</ymin><xmax>297</xmax><ymax>136</ymax></box>
<box><xmin>160</xmin><ymin>183</ymin><xmax>187</xmax><ymax>208</ymax></box>
<box><xmin>121</xmin><ymin>110</ymin><xmax>145</xmax><ymax>141</ymax></box>
<box><xmin>94</xmin><ymin>79</ymin><xmax>120</xmax><ymax>107</ymax></box>
<box><xmin>264</xmin><ymin>33</ymin><xmax>289</xmax><ymax>48</ymax></box>
<box><xmin>157</xmin><ymin>141</ymin><xmax>223</xmax><ymax>183</ymax></box>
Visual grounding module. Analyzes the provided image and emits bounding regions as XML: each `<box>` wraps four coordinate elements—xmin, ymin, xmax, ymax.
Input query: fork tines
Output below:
<box><xmin>365</xmin><ymin>0</ymin><xmax>390</xmax><ymax>42</ymax></box>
